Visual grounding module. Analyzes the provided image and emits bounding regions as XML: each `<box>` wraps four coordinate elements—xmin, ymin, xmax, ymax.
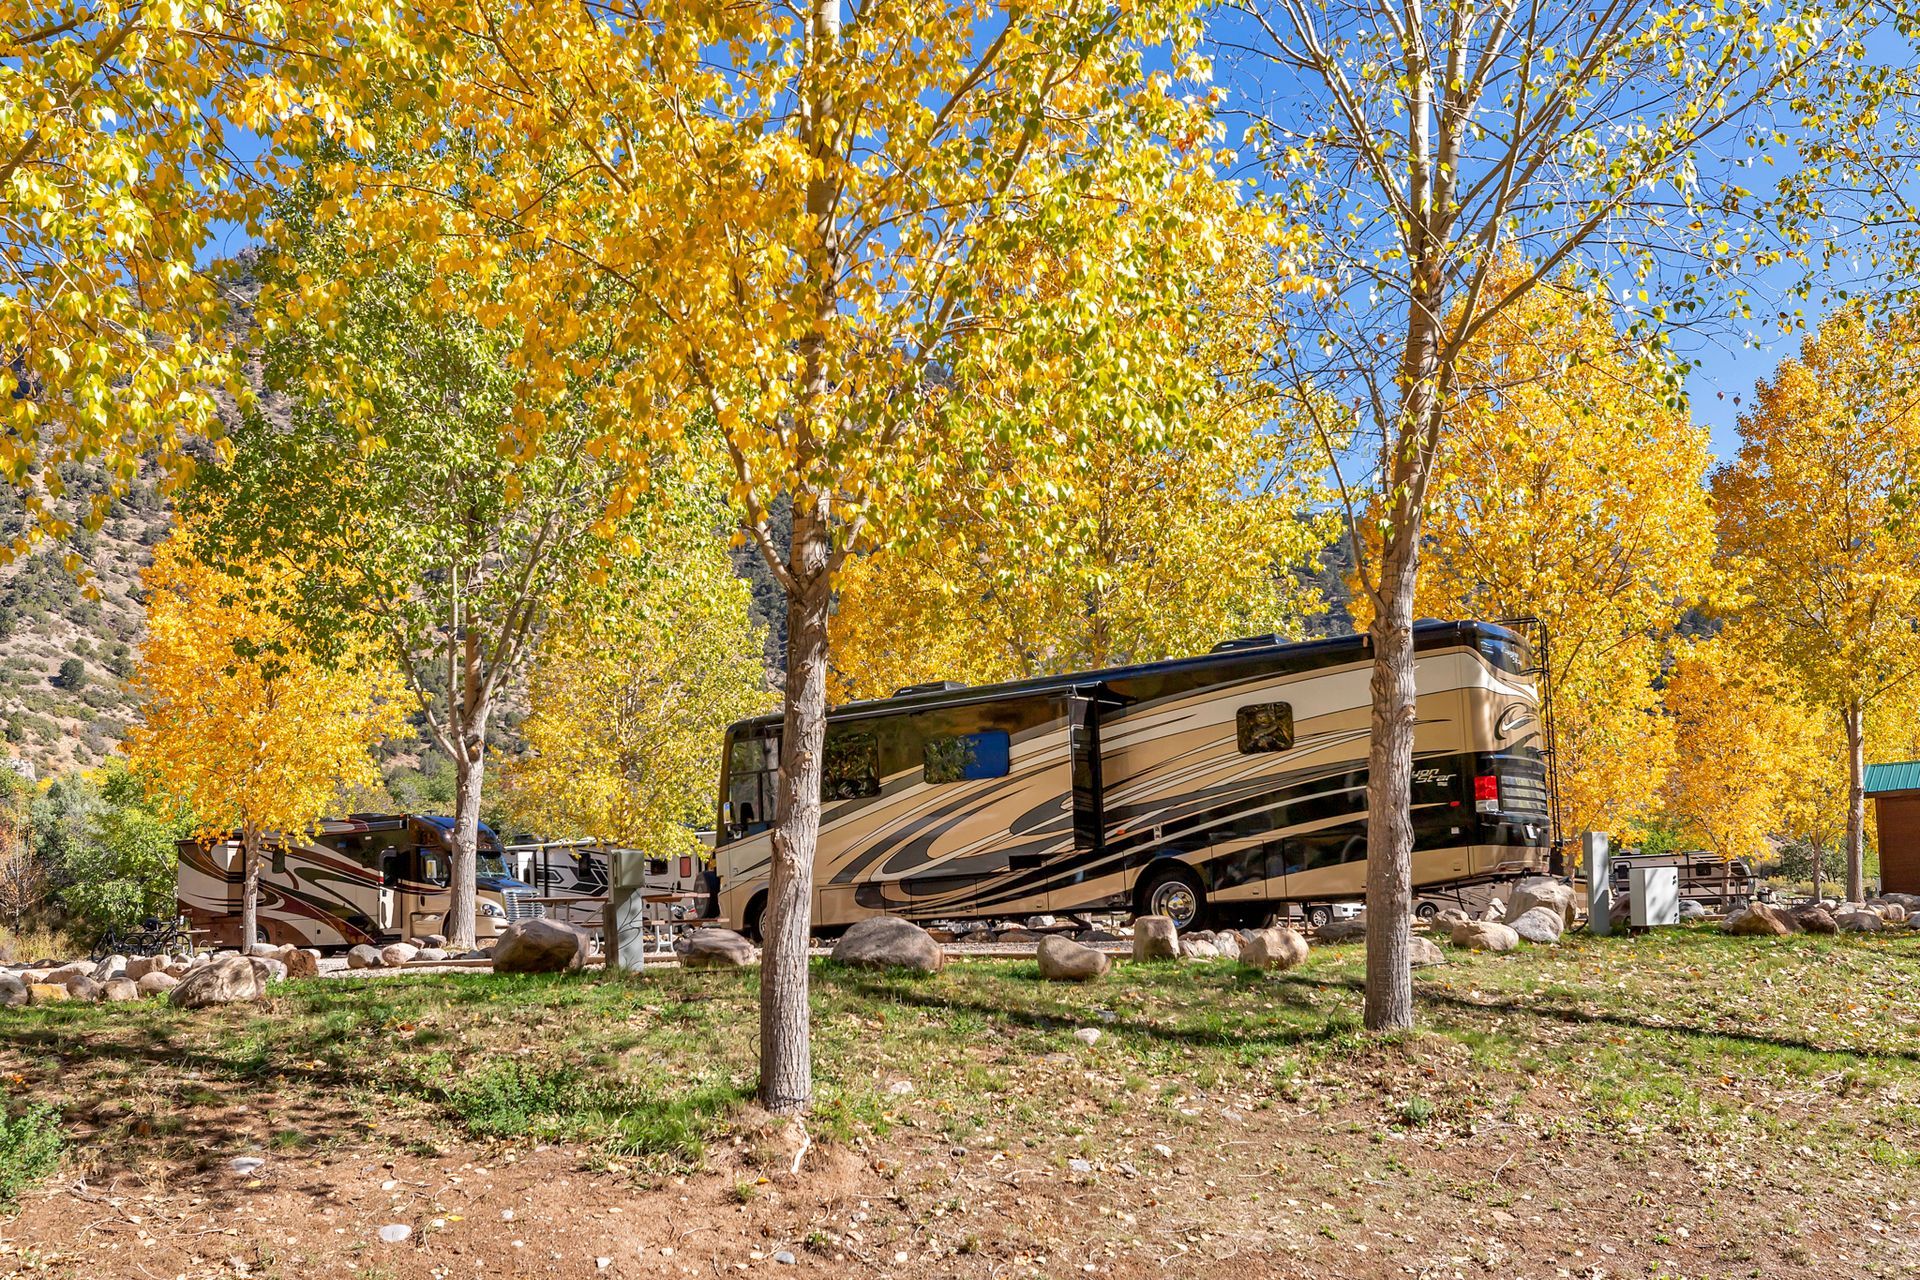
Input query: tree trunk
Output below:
<box><xmin>760</xmin><ymin>498</ymin><xmax>832</xmax><ymax>1115</ymax></box>
<box><xmin>1363</xmin><ymin>530</ymin><xmax>1420</xmax><ymax>1031</ymax></box>
<box><xmin>1844</xmin><ymin>703</ymin><xmax>1866</xmax><ymax>904</ymax></box>
<box><xmin>240</xmin><ymin>822</ymin><xmax>263</xmax><ymax>949</ymax></box>
<box><xmin>444</xmin><ymin>626</ymin><xmax>490</xmax><ymax>952</ymax></box>
<box><xmin>446</xmin><ymin>745</ymin><xmax>486</xmax><ymax>950</ymax></box>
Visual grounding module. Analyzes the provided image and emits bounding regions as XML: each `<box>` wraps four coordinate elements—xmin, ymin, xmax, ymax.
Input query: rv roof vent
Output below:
<box><xmin>892</xmin><ymin>679</ymin><xmax>969</xmax><ymax>697</ymax></box>
<box><xmin>1210</xmin><ymin>634</ymin><xmax>1286</xmax><ymax>654</ymax></box>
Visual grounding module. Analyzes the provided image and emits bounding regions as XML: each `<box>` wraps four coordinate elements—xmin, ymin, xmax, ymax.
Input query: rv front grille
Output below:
<box><xmin>502</xmin><ymin>890</ymin><xmax>545</xmax><ymax>922</ymax></box>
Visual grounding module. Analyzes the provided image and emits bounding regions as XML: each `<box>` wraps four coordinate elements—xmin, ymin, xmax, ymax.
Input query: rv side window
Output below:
<box><xmin>1236</xmin><ymin>703</ymin><xmax>1295</xmax><ymax>754</ymax></box>
<box><xmin>271</xmin><ymin>842</ymin><xmax>286</xmax><ymax>875</ymax></box>
<box><xmin>923</xmin><ymin>730</ymin><xmax>1011</xmax><ymax>784</ymax></box>
<box><xmin>823</xmin><ymin>728</ymin><xmax>881</xmax><ymax>800</ymax></box>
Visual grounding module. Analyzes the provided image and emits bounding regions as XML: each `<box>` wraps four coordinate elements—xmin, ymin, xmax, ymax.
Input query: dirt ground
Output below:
<box><xmin>6</xmin><ymin>1053</ymin><xmax>1918</xmax><ymax>1279</ymax></box>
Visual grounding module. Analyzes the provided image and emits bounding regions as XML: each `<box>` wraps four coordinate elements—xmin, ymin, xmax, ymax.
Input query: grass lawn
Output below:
<box><xmin>4</xmin><ymin>925</ymin><xmax>1920</xmax><ymax>1277</ymax></box>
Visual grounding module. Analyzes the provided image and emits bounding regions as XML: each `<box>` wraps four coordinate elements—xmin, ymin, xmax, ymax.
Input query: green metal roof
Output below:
<box><xmin>1865</xmin><ymin>761</ymin><xmax>1920</xmax><ymax>795</ymax></box>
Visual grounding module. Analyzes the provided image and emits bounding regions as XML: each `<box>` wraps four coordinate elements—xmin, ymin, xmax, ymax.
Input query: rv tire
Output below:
<box><xmin>1137</xmin><ymin>864</ymin><xmax>1208</xmax><ymax>933</ymax></box>
<box><xmin>742</xmin><ymin>891</ymin><xmax>768</xmax><ymax>944</ymax></box>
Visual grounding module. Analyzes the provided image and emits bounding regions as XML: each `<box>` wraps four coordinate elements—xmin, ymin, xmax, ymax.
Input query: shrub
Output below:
<box><xmin>56</xmin><ymin>659</ymin><xmax>85</xmax><ymax>690</ymax></box>
<box><xmin>0</xmin><ymin>1106</ymin><xmax>63</xmax><ymax>1207</ymax></box>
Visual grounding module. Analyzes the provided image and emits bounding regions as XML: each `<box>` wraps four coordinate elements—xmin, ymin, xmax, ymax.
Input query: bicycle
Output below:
<box><xmin>89</xmin><ymin>915</ymin><xmax>190</xmax><ymax>963</ymax></box>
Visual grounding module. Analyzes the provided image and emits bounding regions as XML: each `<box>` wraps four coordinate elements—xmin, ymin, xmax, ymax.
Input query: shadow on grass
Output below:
<box><xmin>1279</xmin><ymin>969</ymin><xmax>1920</xmax><ymax>1069</ymax></box>
<box><xmin>825</xmin><ymin>964</ymin><xmax>1363</xmax><ymax>1054</ymax></box>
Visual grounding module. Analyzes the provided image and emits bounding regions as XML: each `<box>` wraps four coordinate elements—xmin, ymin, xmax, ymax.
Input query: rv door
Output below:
<box><xmin>379</xmin><ymin>850</ymin><xmax>402</xmax><ymax>933</ymax></box>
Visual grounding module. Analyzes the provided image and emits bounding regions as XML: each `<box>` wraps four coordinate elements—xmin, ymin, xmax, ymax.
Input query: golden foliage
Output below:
<box><xmin>0</xmin><ymin>2</ymin><xmax>373</xmax><ymax>538</ymax></box>
<box><xmin>1662</xmin><ymin>634</ymin><xmax>1825</xmax><ymax>863</ymax></box>
<box><xmin>126</xmin><ymin>524</ymin><xmax>407</xmax><ymax>847</ymax></box>
<box><xmin>1353</xmin><ymin>279</ymin><xmax>1715</xmax><ymax>836</ymax></box>
<box><xmin>501</xmin><ymin>515</ymin><xmax>771</xmax><ymax>852</ymax></box>
<box><xmin>1713</xmin><ymin>306</ymin><xmax>1920</xmax><ymax>714</ymax></box>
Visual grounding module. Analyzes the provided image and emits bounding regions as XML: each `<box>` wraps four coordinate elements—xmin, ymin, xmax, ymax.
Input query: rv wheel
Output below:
<box><xmin>1414</xmin><ymin>902</ymin><xmax>1438</xmax><ymax>921</ymax></box>
<box><xmin>742</xmin><ymin>891</ymin><xmax>768</xmax><ymax>944</ymax></box>
<box><xmin>1138</xmin><ymin>865</ymin><xmax>1208</xmax><ymax>932</ymax></box>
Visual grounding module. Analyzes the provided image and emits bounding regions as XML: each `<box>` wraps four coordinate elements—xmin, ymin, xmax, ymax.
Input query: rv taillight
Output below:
<box><xmin>680</xmin><ymin>856</ymin><xmax>694</xmax><ymax>880</ymax></box>
<box><xmin>1474</xmin><ymin>774</ymin><xmax>1499</xmax><ymax>814</ymax></box>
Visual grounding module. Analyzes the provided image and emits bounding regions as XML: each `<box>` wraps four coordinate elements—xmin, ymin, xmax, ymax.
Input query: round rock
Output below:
<box><xmin>1035</xmin><ymin>935</ymin><xmax>1110</xmax><ymax>982</ymax></box>
<box><xmin>831</xmin><ymin>916</ymin><xmax>945</xmax><ymax>973</ymax></box>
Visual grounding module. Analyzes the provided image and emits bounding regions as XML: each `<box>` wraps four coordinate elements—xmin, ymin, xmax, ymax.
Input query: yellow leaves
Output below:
<box><xmin>1663</xmin><ymin>632</ymin><xmax>1825</xmax><ymax>861</ymax></box>
<box><xmin>1376</xmin><ymin>261</ymin><xmax>1715</xmax><ymax>836</ymax></box>
<box><xmin>127</xmin><ymin>518</ymin><xmax>408</xmax><ymax>842</ymax></box>
<box><xmin>501</xmin><ymin>513</ymin><xmax>770</xmax><ymax>848</ymax></box>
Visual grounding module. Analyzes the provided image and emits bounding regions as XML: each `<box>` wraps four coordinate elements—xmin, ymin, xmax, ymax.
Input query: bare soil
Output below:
<box><xmin>6</xmin><ymin>931</ymin><xmax>1920</xmax><ymax>1279</ymax></box>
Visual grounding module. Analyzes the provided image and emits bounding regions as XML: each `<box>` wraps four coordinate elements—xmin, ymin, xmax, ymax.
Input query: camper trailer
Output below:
<box><xmin>508</xmin><ymin>837</ymin><xmax>720</xmax><ymax>925</ymax></box>
<box><xmin>177</xmin><ymin>814</ymin><xmax>543</xmax><ymax>949</ymax></box>
<box><xmin>715</xmin><ymin>620</ymin><xmax>1554</xmax><ymax>936</ymax></box>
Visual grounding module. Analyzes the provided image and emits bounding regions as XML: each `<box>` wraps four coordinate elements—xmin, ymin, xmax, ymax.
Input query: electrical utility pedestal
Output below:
<box><xmin>1584</xmin><ymin>831</ymin><xmax>1611</xmax><ymax>937</ymax></box>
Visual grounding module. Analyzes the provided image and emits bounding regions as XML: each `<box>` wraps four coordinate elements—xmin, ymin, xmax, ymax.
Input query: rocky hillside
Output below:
<box><xmin>0</xmin><ymin>462</ymin><xmax>175</xmax><ymax>777</ymax></box>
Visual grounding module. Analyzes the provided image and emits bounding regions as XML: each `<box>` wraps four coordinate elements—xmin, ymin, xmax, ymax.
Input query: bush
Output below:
<box><xmin>32</xmin><ymin>762</ymin><xmax>193</xmax><ymax>935</ymax></box>
<box><xmin>0</xmin><ymin>1106</ymin><xmax>63</xmax><ymax>1207</ymax></box>
<box><xmin>56</xmin><ymin>658</ymin><xmax>85</xmax><ymax>690</ymax></box>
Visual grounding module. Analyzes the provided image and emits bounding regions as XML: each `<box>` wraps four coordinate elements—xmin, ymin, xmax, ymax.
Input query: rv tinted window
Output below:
<box><xmin>1236</xmin><ymin>703</ymin><xmax>1295</xmax><ymax>754</ymax></box>
<box><xmin>923</xmin><ymin>730</ymin><xmax>1012</xmax><ymax>784</ymax></box>
<box><xmin>1478</xmin><ymin>633</ymin><xmax>1530</xmax><ymax>674</ymax></box>
<box><xmin>823</xmin><ymin>728</ymin><xmax>881</xmax><ymax>800</ymax></box>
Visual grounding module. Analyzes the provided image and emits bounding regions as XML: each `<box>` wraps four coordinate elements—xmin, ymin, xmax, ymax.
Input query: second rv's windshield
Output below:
<box><xmin>1478</xmin><ymin>632</ymin><xmax>1532</xmax><ymax>675</ymax></box>
<box><xmin>476</xmin><ymin>852</ymin><xmax>510</xmax><ymax>879</ymax></box>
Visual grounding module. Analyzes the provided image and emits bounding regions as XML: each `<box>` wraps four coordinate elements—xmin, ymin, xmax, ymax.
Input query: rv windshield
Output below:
<box><xmin>477</xmin><ymin>852</ymin><xmax>511</xmax><ymax>879</ymax></box>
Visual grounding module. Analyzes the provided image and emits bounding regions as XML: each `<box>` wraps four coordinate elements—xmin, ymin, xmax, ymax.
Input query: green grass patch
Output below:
<box><xmin>0</xmin><ymin>1105</ymin><xmax>63</xmax><ymax>1206</ymax></box>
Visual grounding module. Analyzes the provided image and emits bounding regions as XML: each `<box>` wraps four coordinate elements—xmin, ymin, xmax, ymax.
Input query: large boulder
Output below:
<box><xmin>1036</xmin><ymin>935</ymin><xmax>1110</xmax><ymax>982</ymax></box>
<box><xmin>92</xmin><ymin>954</ymin><xmax>128</xmax><ymax>982</ymax></box>
<box><xmin>1875</xmin><ymin>902</ymin><xmax>1910</xmax><ymax>924</ymax></box>
<box><xmin>26</xmin><ymin>983</ymin><xmax>70</xmax><ymax>1005</ymax></box>
<box><xmin>42</xmin><ymin>961</ymin><xmax>91</xmax><ymax>988</ymax></box>
<box><xmin>1313</xmin><ymin>916</ymin><xmax>1368</xmax><ymax>943</ymax></box>
<box><xmin>103</xmin><ymin>977</ymin><xmax>141</xmax><ymax>1002</ymax></box>
<box><xmin>282</xmin><ymin>948</ymin><xmax>321</xmax><ymax>979</ymax></box>
<box><xmin>1450</xmin><ymin>920</ymin><xmax>1520</xmax><ymax>953</ymax></box>
<box><xmin>1837</xmin><ymin>909</ymin><xmax>1884</xmax><ymax>933</ymax></box>
<box><xmin>61</xmin><ymin>973</ymin><xmax>103</xmax><ymax>1001</ymax></box>
<box><xmin>1240</xmin><ymin>927</ymin><xmax>1309</xmax><ymax>971</ymax></box>
<box><xmin>0</xmin><ymin>973</ymin><xmax>26</xmax><ymax>1008</ymax></box>
<box><xmin>1508</xmin><ymin>906</ymin><xmax>1565</xmax><ymax>944</ymax></box>
<box><xmin>831</xmin><ymin>916</ymin><xmax>945</xmax><ymax>974</ymax></box>
<box><xmin>124</xmin><ymin>955</ymin><xmax>169</xmax><ymax>981</ymax></box>
<box><xmin>1677</xmin><ymin>898</ymin><xmax>1708</xmax><ymax>920</ymax></box>
<box><xmin>1408</xmin><ymin>936</ymin><xmax>1447</xmax><ymax>968</ymax></box>
<box><xmin>135</xmin><ymin>971</ymin><xmax>180</xmax><ymax>997</ymax></box>
<box><xmin>1792</xmin><ymin>904</ymin><xmax>1838</xmax><ymax>935</ymax></box>
<box><xmin>1180</xmin><ymin>937</ymin><xmax>1220</xmax><ymax>959</ymax></box>
<box><xmin>1505</xmin><ymin>879</ymin><xmax>1579</xmax><ymax>928</ymax></box>
<box><xmin>1724</xmin><ymin>903</ymin><xmax>1794</xmax><ymax>937</ymax></box>
<box><xmin>493</xmin><ymin>918</ymin><xmax>593</xmax><ymax>974</ymax></box>
<box><xmin>681</xmin><ymin>928</ymin><xmax>758</xmax><ymax>970</ymax></box>
<box><xmin>1131</xmin><ymin>916</ymin><xmax>1179</xmax><ymax>962</ymax></box>
<box><xmin>346</xmin><ymin>944</ymin><xmax>384</xmax><ymax>970</ymax></box>
<box><xmin>169</xmin><ymin>955</ymin><xmax>268</xmax><ymax>1008</ymax></box>
<box><xmin>380</xmin><ymin>943</ymin><xmax>420</xmax><ymax>967</ymax></box>
<box><xmin>1211</xmin><ymin>931</ymin><xmax>1242</xmax><ymax>961</ymax></box>
<box><xmin>249</xmin><ymin>956</ymin><xmax>288</xmax><ymax>984</ymax></box>
<box><xmin>415</xmin><ymin>947</ymin><xmax>449</xmax><ymax>963</ymax></box>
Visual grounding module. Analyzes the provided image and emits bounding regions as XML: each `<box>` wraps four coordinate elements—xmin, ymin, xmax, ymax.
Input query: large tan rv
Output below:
<box><xmin>715</xmin><ymin>621</ymin><xmax>1554</xmax><ymax>935</ymax></box>
<box><xmin>178</xmin><ymin>814</ymin><xmax>544</xmax><ymax>949</ymax></box>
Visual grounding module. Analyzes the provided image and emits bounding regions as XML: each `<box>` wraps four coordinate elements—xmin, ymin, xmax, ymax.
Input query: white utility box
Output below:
<box><xmin>1628</xmin><ymin>865</ymin><xmax>1680</xmax><ymax>928</ymax></box>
